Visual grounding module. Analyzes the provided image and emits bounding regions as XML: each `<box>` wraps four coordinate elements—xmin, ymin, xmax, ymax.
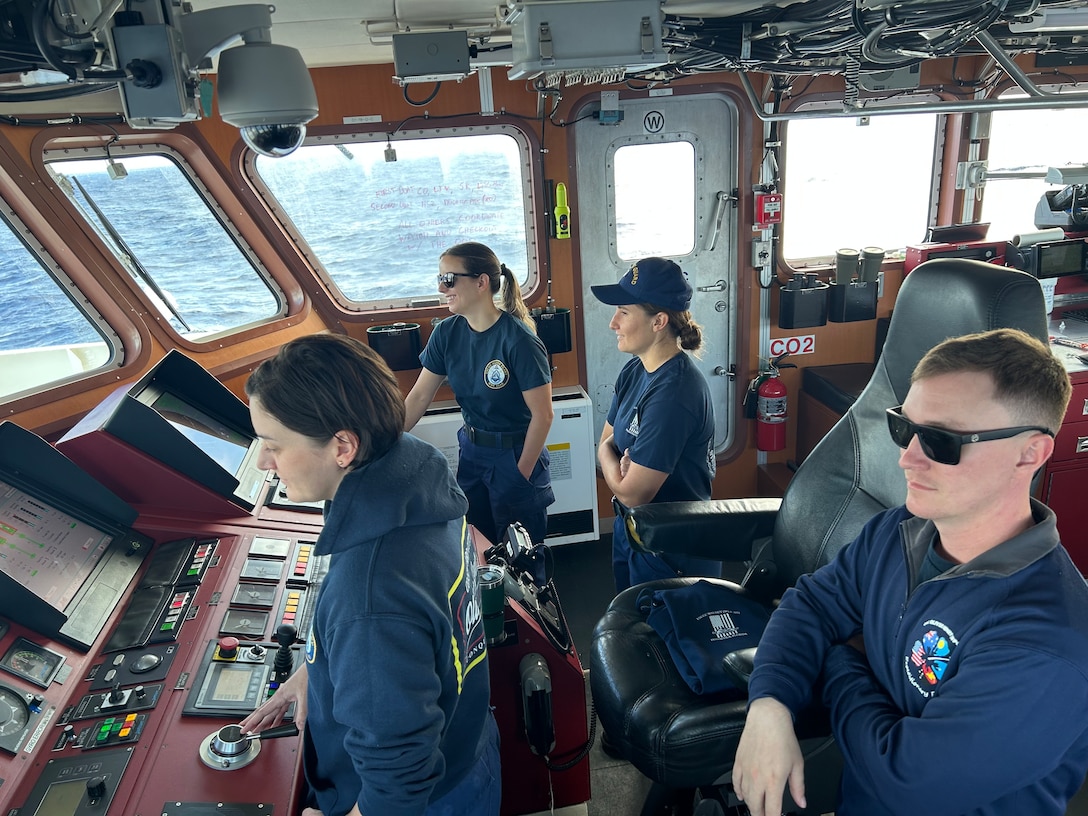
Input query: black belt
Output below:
<box><xmin>463</xmin><ymin>425</ymin><xmax>526</xmax><ymax>449</ymax></box>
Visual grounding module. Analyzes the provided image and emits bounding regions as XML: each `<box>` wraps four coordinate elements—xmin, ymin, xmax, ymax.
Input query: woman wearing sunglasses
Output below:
<box><xmin>591</xmin><ymin>257</ymin><xmax>717</xmax><ymax>593</ymax></box>
<box><xmin>404</xmin><ymin>241</ymin><xmax>554</xmax><ymax>550</ymax></box>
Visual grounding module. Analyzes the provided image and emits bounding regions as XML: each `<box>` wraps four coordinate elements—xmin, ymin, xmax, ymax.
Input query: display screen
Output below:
<box><xmin>0</xmin><ymin>479</ymin><xmax>111</xmax><ymax>611</ymax></box>
<box><xmin>1038</xmin><ymin>241</ymin><xmax>1087</xmax><ymax>278</ymax></box>
<box><xmin>211</xmin><ymin>664</ymin><xmax>254</xmax><ymax>703</ymax></box>
<box><xmin>151</xmin><ymin>391</ymin><xmax>253</xmax><ymax>474</ymax></box>
<box><xmin>33</xmin><ymin>777</ymin><xmax>89</xmax><ymax>815</ymax></box>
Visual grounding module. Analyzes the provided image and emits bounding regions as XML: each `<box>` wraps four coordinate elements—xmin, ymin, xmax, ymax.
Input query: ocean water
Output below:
<box><xmin>2</xmin><ymin>142</ymin><xmax>528</xmax><ymax>351</ymax></box>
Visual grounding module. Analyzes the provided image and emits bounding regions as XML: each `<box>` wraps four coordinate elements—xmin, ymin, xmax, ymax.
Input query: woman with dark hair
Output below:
<box><xmin>404</xmin><ymin>241</ymin><xmax>555</xmax><ymax>549</ymax></box>
<box><xmin>239</xmin><ymin>334</ymin><xmax>499</xmax><ymax>816</ymax></box>
<box><xmin>592</xmin><ymin>257</ymin><xmax>718</xmax><ymax>593</ymax></box>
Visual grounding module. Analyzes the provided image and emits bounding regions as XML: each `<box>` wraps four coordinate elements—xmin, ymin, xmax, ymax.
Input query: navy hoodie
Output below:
<box><xmin>303</xmin><ymin>433</ymin><xmax>490</xmax><ymax>816</ymax></box>
<box><xmin>749</xmin><ymin>502</ymin><xmax>1088</xmax><ymax>815</ymax></box>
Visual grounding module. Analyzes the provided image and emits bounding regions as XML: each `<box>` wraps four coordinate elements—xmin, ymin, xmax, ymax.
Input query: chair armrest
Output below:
<box><xmin>721</xmin><ymin>646</ymin><xmax>758</xmax><ymax>693</ymax></box>
<box><xmin>623</xmin><ymin>498</ymin><xmax>782</xmax><ymax>560</ymax></box>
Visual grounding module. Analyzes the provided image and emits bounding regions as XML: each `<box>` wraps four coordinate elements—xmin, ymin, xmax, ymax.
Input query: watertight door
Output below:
<box><xmin>572</xmin><ymin>91</ymin><xmax>740</xmax><ymax>454</ymax></box>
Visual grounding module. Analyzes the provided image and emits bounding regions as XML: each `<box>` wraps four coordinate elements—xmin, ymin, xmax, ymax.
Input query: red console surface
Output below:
<box><xmin>2</xmin><ymin>514</ymin><xmax>312</xmax><ymax>816</ymax></box>
<box><xmin>474</xmin><ymin>533</ymin><xmax>592</xmax><ymax>816</ymax></box>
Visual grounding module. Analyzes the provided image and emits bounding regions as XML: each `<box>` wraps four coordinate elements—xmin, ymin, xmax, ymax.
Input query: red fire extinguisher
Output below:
<box><xmin>756</xmin><ymin>354</ymin><xmax>794</xmax><ymax>451</ymax></box>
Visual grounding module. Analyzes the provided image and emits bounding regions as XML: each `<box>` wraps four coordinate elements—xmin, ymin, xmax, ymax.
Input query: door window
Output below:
<box><xmin>614</xmin><ymin>141</ymin><xmax>696</xmax><ymax>259</ymax></box>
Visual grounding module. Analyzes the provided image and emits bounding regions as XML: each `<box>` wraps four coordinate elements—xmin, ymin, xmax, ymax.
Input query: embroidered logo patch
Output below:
<box><xmin>904</xmin><ymin>619</ymin><xmax>957</xmax><ymax>697</ymax></box>
<box><xmin>305</xmin><ymin>628</ymin><xmax>317</xmax><ymax>664</ymax></box>
<box><xmin>483</xmin><ymin>360</ymin><xmax>509</xmax><ymax>389</ymax></box>
<box><xmin>626</xmin><ymin>410</ymin><xmax>640</xmax><ymax>438</ymax></box>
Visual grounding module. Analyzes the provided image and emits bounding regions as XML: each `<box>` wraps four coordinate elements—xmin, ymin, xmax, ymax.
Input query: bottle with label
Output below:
<box><xmin>554</xmin><ymin>182</ymin><xmax>571</xmax><ymax>239</ymax></box>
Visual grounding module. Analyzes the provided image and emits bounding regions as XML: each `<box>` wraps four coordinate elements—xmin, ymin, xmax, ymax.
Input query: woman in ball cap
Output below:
<box><xmin>592</xmin><ymin>257</ymin><xmax>718</xmax><ymax>593</ymax></box>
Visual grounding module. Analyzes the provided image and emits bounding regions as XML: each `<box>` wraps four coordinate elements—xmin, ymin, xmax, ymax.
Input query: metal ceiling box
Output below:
<box><xmin>507</xmin><ymin>0</ymin><xmax>667</xmax><ymax>80</ymax></box>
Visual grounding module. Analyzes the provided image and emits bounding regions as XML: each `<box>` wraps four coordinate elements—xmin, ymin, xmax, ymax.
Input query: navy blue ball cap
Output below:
<box><xmin>590</xmin><ymin>257</ymin><xmax>692</xmax><ymax>312</ymax></box>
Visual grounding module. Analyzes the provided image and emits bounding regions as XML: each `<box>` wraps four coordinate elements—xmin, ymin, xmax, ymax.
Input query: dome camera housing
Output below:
<box><xmin>239</xmin><ymin>123</ymin><xmax>307</xmax><ymax>157</ymax></box>
<box><xmin>217</xmin><ymin>41</ymin><xmax>318</xmax><ymax>158</ymax></box>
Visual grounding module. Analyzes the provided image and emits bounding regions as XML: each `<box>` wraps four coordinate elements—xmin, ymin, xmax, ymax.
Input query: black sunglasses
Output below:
<box><xmin>885</xmin><ymin>405</ymin><xmax>1052</xmax><ymax>466</ymax></box>
<box><xmin>437</xmin><ymin>272</ymin><xmax>479</xmax><ymax>287</ymax></box>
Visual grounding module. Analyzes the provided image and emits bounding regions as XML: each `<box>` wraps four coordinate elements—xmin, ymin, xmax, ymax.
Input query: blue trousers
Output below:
<box><xmin>456</xmin><ymin>427</ymin><xmax>554</xmax><ymax>547</ymax></box>
<box><xmin>302</xmin><ymin>715</ymin><xmax>501</xmax><ymax>816</ymax></box>
<box><xmin>611</xmin><ymin>513</ymin><xmax>722</xmax><ymax>594</ymax></box>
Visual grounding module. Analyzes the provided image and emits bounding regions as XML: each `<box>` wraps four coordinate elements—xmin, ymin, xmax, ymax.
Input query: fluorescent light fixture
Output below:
<box><xmin>1009</xmin><ymin>9</ymin><xmax>1088</xmax><ymax>33</ymax></box>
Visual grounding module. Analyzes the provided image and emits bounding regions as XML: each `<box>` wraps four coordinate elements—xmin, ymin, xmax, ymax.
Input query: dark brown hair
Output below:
<box><xmin>245</xmin><ymin>334</ymin><xmax>405</xmax><ymax>467</ymax></box>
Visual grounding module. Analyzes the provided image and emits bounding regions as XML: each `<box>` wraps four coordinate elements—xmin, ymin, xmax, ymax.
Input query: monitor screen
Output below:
<box><xmin>151</xmin><ymin>391</ymin><xmax>252</xmax><ymax>475</ymax></box>
<box><xmin>1037</xmin><ymin>240</ymin><xmax>1088</xmax><ymax>279</ymax></box>
<box><xmin>0</xmin><ymin>478</ymin><xmax>112</xmax><ymax>612</ymax></box>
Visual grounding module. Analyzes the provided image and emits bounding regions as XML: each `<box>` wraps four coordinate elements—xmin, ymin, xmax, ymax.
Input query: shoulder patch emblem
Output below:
<box><xmin>484</xmin><ymin>360</ymin><xmax>509</xmax><ymax>389</ymax></box>
<box><xmin>305</xmin><ymin>628</ymin><xmax>317</xmax><ymax>664</ymax></box>
<box><xmin>904</xmin><ymin>618</ymin><xmax>957</xmax><ymax>698</ymax></box>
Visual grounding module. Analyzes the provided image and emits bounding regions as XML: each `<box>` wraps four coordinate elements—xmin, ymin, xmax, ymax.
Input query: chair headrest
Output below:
<box><xmin>774</xmin><ymin>260</ymin><xmax>1047</xmax><ymax>583</ymax></box>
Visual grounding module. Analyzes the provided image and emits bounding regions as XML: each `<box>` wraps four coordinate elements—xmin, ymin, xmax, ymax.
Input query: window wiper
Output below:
<box><xmin>71</xmin><ymin>175</ymin><xmax>192</xmax><ymax>332</ymax></box>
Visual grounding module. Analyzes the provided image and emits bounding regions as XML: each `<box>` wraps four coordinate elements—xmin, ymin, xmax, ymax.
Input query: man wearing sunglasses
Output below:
<box><xmin>733</xmin><ymin>328</ymin><xmax>1088</xmax><ymax>816</ymax></box>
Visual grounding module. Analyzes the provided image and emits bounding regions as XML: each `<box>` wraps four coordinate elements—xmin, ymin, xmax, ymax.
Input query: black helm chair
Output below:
<box><xmin>590</xmin><ymin>259</ymin><xmax>1049</xmax><ymax>815</ymax></box>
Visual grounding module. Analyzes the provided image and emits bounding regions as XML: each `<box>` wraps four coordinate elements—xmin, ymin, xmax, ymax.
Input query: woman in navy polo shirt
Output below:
<box><xmin>405</xmin><ymin>242</ymin><xmax>555</xmax><ymax>548</ymax></box>
<box><xmin>592</xmin><ymin>257</ymin><xmax>718</xmax><ymax>592</ymax></box>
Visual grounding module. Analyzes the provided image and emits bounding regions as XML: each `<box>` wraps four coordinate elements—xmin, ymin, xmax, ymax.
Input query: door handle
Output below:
<box><xmin>704</xmin><ymin>190</ymin><xmax>736</xmax><ymax>251</ymax></box>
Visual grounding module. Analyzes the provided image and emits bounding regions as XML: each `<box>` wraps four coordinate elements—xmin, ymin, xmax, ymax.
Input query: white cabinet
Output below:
<box><xmin>412</xmin><ymin>386</ymin><xmax>599</xmax><ymax>546</ymax></box>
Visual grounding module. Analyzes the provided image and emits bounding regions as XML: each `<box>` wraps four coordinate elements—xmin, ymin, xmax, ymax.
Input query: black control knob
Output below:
<box><xmin>275</xmin><ymin>624</ymin><xmax>297</xmax><ymax>648</ymax></box>
<box><xmin>86</xmin><ymin>775</ymin><xmax>107</xmax><ymax>799</ymax></box>
<box><xmin>134</xmin><ymin>685</ymin><xmax>146</xmax><ymax>699</ymax></box>
<box><xmin>273</xmin><ymin>624</ymin><xmax>296</xmax><ymax>683</ymax></box>
<box><xmin>62</xmin><ymin>724</ymin><xmax>75</xmax><ymax>742</ymax></box>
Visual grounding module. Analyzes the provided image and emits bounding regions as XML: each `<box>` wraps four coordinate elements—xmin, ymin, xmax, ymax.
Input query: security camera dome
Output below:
<box><xmin>216</xmin><ymin>41</ymin><xmax>318</xmax><ymax>158</ymax></box>
<box><xmin>240</xmin><ymin>123</ymin><xmax>307</xmax><ymax>157</ymax></box>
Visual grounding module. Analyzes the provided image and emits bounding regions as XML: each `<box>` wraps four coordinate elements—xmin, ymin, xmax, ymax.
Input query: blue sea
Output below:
<box><xmin>2</xmin><ymin>138</ymin><xmax>528</xmax><ymax>352</ymax></box>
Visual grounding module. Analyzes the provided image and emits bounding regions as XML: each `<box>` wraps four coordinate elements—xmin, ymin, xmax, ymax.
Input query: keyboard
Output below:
<box><xmin>1061</xmin><ymin>308</ymin><xmax>1088</xmax><ymax>323</ymax></box>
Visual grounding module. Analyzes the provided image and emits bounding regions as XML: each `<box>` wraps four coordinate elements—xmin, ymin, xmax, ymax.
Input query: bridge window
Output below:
<box><xmin>783</xmin><ymin>114</ymin><xmax>939</xmax><ymax>261</ymax></box>
<box><xmin>984</xmin><ymin>105</ymin><xmax>1088</xmax><ymax>242</ymax></box>
<box><xmin>249</xmin><ymin>128</ymin><xmax>533</xmax><ymax>309</ymax></box>
<box><xmin>613</xmin><ymin>140</ymin><xmax>696</xmax><ymax>260</ymax></box>
<box><xmin>44</xmin><ymin>151</ymin><xmax>283</xmax><ymax>341</ymax></box>
<box><xmin>0</xmin><ymin>212</ymin><xmax>115</xmax><ymax>402</ymax></box>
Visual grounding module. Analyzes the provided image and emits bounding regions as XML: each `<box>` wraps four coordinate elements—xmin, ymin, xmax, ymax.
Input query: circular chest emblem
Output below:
<box><xmin>484</xmin><ymin>360</ymin><xmax>509</xmax><ymax>389</ymax></box>
<box><xmin>305</xmin><ymin>629</ymin><xmax>317</xmax><ymax>664</ymax></box>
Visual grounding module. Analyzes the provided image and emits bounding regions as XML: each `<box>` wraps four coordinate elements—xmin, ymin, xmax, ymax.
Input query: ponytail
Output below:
<box><xmin>500</xmin><ymin>263</ymin><xmax>536</xmax><ymax>332</ymax></box>
<box><xmin>676</xmin><ymin>316</ymin><xmax>704</xmax><ymax>357</ymax></box>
